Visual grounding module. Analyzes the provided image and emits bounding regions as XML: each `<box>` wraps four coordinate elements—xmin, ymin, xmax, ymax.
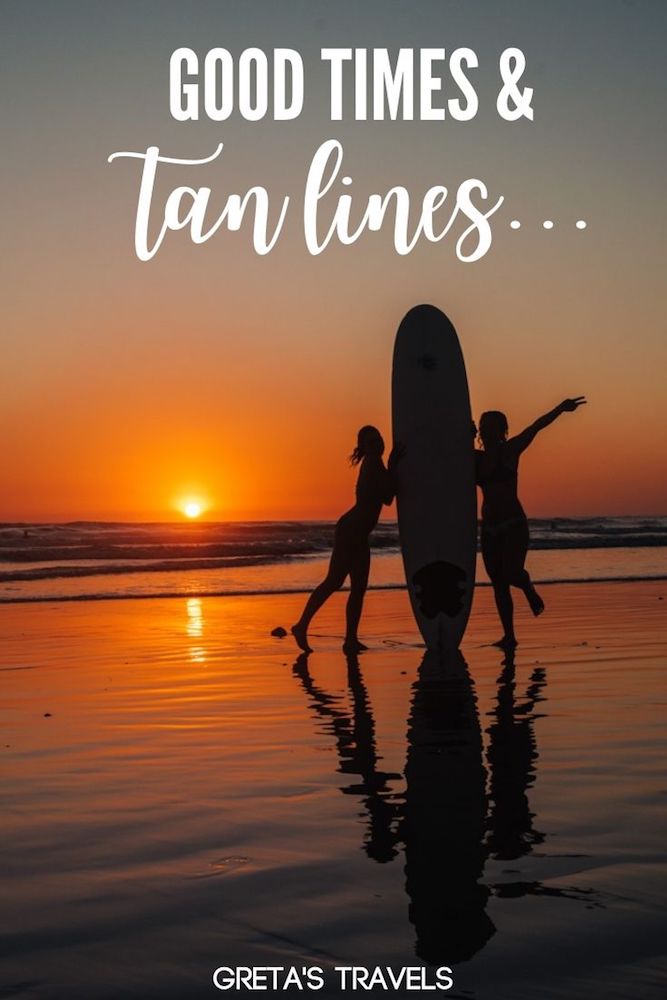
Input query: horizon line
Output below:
<box><xmin>1</xmin><ymin>512</ymin><xmax>666</xmax><ymax>527</ymax></box>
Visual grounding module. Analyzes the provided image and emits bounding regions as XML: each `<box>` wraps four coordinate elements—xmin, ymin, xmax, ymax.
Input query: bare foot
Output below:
<box><xmin>528</xmin><ymin>589</ymin><xmax>545</xmax><ymax>617</ymax></box>
<box><xmin>492</xmin><ymin>635</ymin><xmax>518</xmax><ymax>650</ymax></box>
<box><xmin>291</xmin><ymin>623</ymin><xmax>312</xmax><ymax>653</ymax></box>
<box><xmin>343</xmin><ymin>638</ymin><xmax>368</xmax><ymax>654</ymax></box>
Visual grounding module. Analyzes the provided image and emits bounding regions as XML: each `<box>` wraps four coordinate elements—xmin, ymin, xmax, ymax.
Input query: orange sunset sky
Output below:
<box><xmin>2</xmin><ymin>1</ymin><xmax>666</xmax><ymax>521</ymax></box>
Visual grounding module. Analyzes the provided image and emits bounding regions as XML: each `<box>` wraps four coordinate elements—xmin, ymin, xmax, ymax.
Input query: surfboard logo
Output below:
<box><xmin>417</xmin><ymin>354</ymin><xmax>438</xmax><ymax>371</ymax></box>
<box><xmin>412</xmin><ymin>561</ymin><xmax>467</xmax><ymax>619</ymax></box>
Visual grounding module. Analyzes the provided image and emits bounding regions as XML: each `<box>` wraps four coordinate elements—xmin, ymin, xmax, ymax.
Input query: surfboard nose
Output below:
<box><xmin>403</xmin><ymin>303</ymin><xmax>453</xmax><ymax>327</ymax></box>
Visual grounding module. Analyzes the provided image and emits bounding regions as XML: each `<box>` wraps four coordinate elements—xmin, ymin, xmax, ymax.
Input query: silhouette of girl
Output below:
<box><xmin>292</xmin><ymin>426</ymin><xmax>400</xmax><ymax>654</ymax></box>
<box><xmin>476</xmin><ymin>398</ymin><xmax>586</xmax><ymax>648</ymax></box>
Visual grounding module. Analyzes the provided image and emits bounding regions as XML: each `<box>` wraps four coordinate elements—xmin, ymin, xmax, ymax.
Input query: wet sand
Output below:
<box><xmin>1</xmin><ymin>582</ymin><xmax>665</xmax><ymax>999</ymax></box>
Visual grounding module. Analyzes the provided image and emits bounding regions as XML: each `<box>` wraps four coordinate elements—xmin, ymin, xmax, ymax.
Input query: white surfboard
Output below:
<box><xmin>392</xmin><ymin>304</ymin><xmax>477</xmax><ymax>650</ymax></box>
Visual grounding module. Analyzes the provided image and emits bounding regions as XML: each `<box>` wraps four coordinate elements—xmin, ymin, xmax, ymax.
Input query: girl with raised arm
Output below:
<box><xmin>292</xmin><ymin>426</ymin><xmax>400</xmax><ymax>655</ymax></box>
<box><xmin>476</xmin><ymin>397</ymin><xmax>586</xmax><ymax>649</ymax></box>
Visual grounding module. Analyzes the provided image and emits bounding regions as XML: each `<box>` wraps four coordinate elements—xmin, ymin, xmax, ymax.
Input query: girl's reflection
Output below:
<box><xmin>486</xmin><ymin>657</ymin><xmax>547</xmax><ymax>861</ymax></box>
<box><xmin>292</xmin><ymin>653</ymin><xmax>402</xmax><ymax>862</ymax></box>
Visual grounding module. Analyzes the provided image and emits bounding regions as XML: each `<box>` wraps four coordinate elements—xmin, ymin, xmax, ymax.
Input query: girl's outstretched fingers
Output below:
<box><xmin>561</xmin><ymin>396</ymin><xmax>587</xmax><ymax>411</ymax></box>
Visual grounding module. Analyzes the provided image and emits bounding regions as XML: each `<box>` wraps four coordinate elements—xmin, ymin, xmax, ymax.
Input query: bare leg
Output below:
<box><xmin>514</xmin><ymin>569</ymin><xmax>545</xmax><ymax>616</ymax></box>
<box><xmin>506</xmin><ymin>520</ymin><xmax>545</xmax><ymax>617</ymax></box>
<box><xmin>482</xmin><ymin>531</ymin><xmax>516</xmax><ymax>647</ymax></box>
<box><xmin>343</xmin><ymin>544</ymin><xmax>370</xmax><ymax>653</ymax></box>
<box><xmin>492</xmin><ymin>581</ymin><xmax>517</xmax><ymax>648</ymax></box>
<box><xmin>292</xmin><ymin>546</ymin><xmax>348</xmax><ymax>652</ymax></box>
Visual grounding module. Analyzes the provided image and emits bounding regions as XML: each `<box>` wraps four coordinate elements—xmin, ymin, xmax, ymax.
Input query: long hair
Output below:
<box><xmin>479</xmin><ymin>411</ymin><xmax>508</xmax><ymax>449</ymax></box>
<box><xmin>350</xmin><ymin>425</ymin><xmax>381</xmax><ymax>465</ymax></box>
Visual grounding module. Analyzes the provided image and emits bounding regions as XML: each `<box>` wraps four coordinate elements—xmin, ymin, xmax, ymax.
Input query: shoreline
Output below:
<box><xmin>0</xmin><ymin>573</ymin><xmax>665</xmax><ymax>605</ymax></box>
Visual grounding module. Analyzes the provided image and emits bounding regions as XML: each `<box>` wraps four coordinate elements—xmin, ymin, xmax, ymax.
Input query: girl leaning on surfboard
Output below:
<box><xmin>291</xmin><ymin>397</ymin><xmax>585</xmax><ymax>653</ymax></box>
<box><xmin>291</xmin><ymin>426</ymin><xmax>403</xmax><ymax>655</ymax></box>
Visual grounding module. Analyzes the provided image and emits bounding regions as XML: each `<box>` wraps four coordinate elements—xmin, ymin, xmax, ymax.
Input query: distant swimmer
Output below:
<box><xmin>475</xmin><ymin>397</ymin><xmax>586</xmax><ymax>649</ymax></box>
<box><xmin>292</xmin><ymin>426</ymin><xmax>401</xmax><ymax>654</ymax></box>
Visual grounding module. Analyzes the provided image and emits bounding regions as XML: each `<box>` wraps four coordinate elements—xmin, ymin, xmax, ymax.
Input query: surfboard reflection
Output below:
<box><xmin>403</xmin><ymin>650</ymin><xmax>494</xmax><ymax>963</ymax></box>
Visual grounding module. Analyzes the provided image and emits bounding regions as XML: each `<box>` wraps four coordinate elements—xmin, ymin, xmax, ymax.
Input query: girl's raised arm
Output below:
<box><xmin>509</xmin><ymin>397</ymin><xmax>586</xmax><ymax>454</ymax></box>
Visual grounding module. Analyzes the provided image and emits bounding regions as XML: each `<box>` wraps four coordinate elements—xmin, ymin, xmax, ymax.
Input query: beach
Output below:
<box><xmin>2</xmin><ymin>581</ymin><xmax>665</xmax><ymax>999</ymax></box>
<box><xmin>4</xmin><ymin>2</ymin><xmax>666</xmax><ymax>998</ymax></box>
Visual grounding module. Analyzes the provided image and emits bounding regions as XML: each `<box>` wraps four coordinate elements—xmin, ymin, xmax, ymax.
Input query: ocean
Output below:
<box><xmin>0</xmin><ymin>516</ymin><xmax>665</xmax><ymax>603</ymax></box>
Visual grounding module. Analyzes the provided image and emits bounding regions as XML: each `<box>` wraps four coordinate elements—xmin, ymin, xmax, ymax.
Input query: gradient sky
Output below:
<box><xmin>2</xmin><ymin>0</ymin><xmax>666</xmax><ymax>520</ymax></box>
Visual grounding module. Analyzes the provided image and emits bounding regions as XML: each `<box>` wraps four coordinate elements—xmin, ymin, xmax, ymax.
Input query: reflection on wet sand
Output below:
<box><xmin>486</xmin><ymin>653</ymin><xmax>546</xmax><ymax>865</ymax></box>
<box><xmin>403</xmin><ymin>651</ymin><xmax>493</xmax><ymax>963</ymax></box>
<box><xmin>292</xmin><ymin>645</ymin><xmax>596</xmax><ymax>965</ymax></box>
<box><xmin>292</xmin><ymin>653</ymin><xmax>401</xmax><ymax>862</ymax></box>
<box><xmin>186</xmin><ymin>597</ymin><xmax>207</xmax><ymax>663</ymax></box>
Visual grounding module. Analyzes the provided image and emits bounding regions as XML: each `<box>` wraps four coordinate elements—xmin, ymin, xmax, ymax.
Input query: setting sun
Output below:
<box><xmin>183</xmin><ymin>501</ymin><xmax>203</xmax><ymax>519</ymax></box>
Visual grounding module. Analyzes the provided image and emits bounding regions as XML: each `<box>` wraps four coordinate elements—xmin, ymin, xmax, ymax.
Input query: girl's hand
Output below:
<box><xmin>560</xmin><ymin>396</ymin><xmax>587</xmax><ymax>412</ymax></box>
<box><xmin>388</xmin><ymin>442</ymin><xmax>405</xmax><ymax>469</ymax></box>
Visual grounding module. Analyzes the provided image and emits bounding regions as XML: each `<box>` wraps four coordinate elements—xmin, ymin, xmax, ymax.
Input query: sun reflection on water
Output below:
<box><xmin>186</xmin><ymin>597</ymin><xmax>206</xmax><ymax>663</ymax></box>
